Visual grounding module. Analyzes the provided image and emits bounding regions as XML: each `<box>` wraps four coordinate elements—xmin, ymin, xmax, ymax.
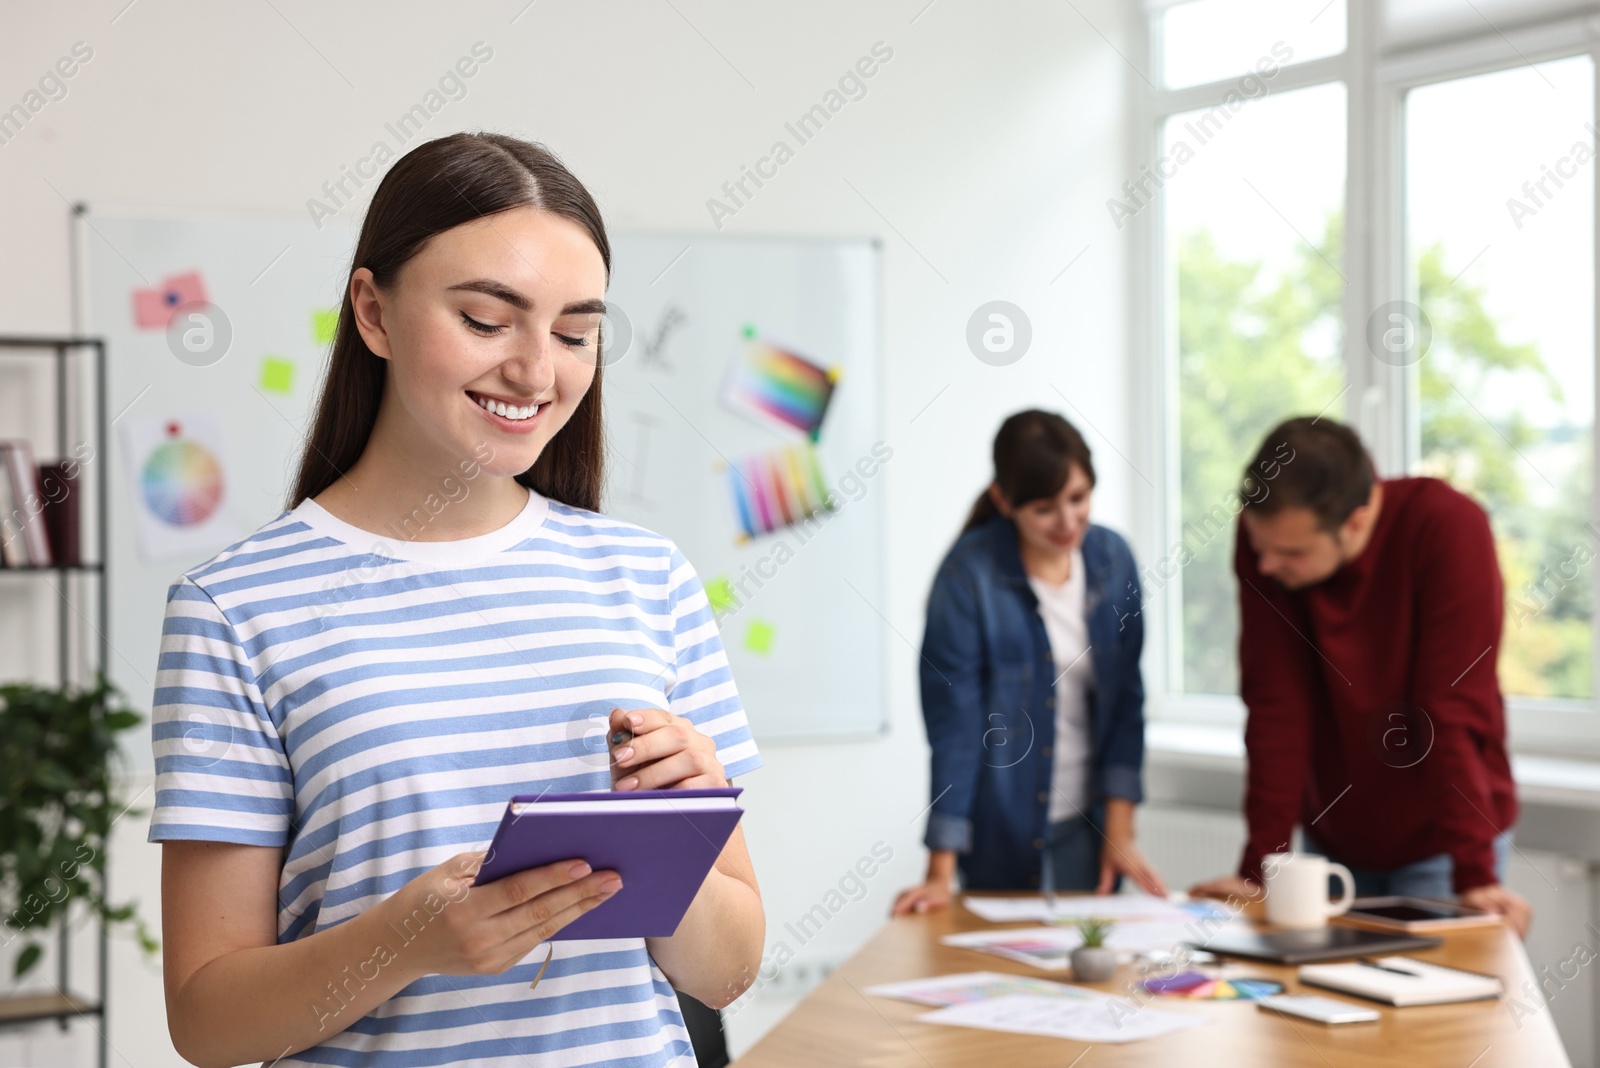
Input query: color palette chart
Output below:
<box><xmin>724</xmin><ymin>440</ymin><xmax>834</xmax><ymax>541</ymax></box>
<box><xmin>119</xmin><ymin>410</ymin><xmax>241</xmax><ymax>564</ymax></box>
<box><xmin>141</xmin><ymin>431</ymin><xmax>224</xmax><ymax>526</ymax></box>
<box><xmin>1141</xmin><ymin>972</ymin><xmax>1284</xmax><ymax>1000</ymax></box>
<box><xmin>721</xmin><ymin>334</ymin><xmax>838</xmax><ymax>438</ymax></box>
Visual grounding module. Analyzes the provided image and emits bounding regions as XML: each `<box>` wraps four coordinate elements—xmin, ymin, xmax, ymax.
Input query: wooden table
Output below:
<box><xmin>735</xmin><ymin>895</ymin><xmax>1570</xmax><ymax>1066</ymax></box>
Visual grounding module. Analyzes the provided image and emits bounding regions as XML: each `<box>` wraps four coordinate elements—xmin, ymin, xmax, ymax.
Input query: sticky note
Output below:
<box><xmin>133</xmin><ymin>270</ymin><xmax>208</xmax><ymax>329</ymax></box>
<box><xmin>706</xmin><ymin>576</ymin><xmax>735</xmax><ymax>613</ymax></box>
<box><xmin>744</xmin><ymin>619</ymin><xmax>775</xmax><ymax>654</ymax></box>
<box><xmin>312</xmin><ymin>308</ymin><xmax>339</xmax><ymax>344</ymax></box>
<box><xmin>259</xmin><ymin>355</ymin><xmax>294</xmax><ymax>394</ymax></box>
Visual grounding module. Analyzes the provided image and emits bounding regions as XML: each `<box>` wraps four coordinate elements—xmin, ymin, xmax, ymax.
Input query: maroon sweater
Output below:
<box><xmin>1234</xmin><ymin>477</ymin><xmax>1518</xmax><ymax>892</ymax></box>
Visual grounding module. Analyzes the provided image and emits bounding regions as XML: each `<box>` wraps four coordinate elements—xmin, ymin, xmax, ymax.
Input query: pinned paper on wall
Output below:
<box><xmin>723</xmin><ymin>439</ymin><xmax>833</xmax><ymax>543</ymax></box>
<box><xmin>744</xmin><ymin>619</ymin><xmax>776</xmax><ymax>654</ymax></box>
<box><xmin>705</xmin><ymin>576</ymin><xmax>736</xmax><ymax>614</ymax></box>
<box><xmin>132</xmin><ymin>270</ymin><xmax>208</xmax><ymax>329</ymax></box>
<box><xmin>119</xmin><ymin>412</ymin><xmax>241</xmax><ymax>563</ymax></box>
<box><xmin>720</xmin><ymin>329</ymin><xmax>839</xmax><ymax>439</ymax></box>
<box><xmin>258</xmin><ymin>354</ymin><xmax>295</xmax><ymax>394</ymax></box>
<box><xmin>312</xmin><ymin>308</ymin><xmax>339</xmax><ymax>344</ymax></box>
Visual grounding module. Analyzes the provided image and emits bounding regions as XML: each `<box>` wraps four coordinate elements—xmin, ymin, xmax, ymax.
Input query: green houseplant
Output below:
<box><xmin>1068</xmin><ymin>917</ymin><xmax>1117</xmax><ymax>982</ymax></box>
<box><xmin>1</xmin><ymin>671</ymin><xmax>159</xmax><ymax>977</ymax></box>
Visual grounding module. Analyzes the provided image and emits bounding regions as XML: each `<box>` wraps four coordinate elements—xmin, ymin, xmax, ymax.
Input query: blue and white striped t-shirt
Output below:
<box><xmin>146</xmin><ymin>486</ymin><xmax>762</xmax><ymax>1067</ymax></box>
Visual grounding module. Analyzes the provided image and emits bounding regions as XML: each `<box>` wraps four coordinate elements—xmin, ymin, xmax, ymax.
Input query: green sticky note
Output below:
<box><xmin>312</xmin><ymin>308</ymin><xmax>339</xmax><ymax>344</ymax></box>
<box><xmin>706</xmin><ymin>576</ymin><xmax>735</xmax><ymax>613</ymax></box>
<box><xmin>259</xmin><ymin>354</ymin><xmax>294</xmax><ymax>394</ymax></box>
<box><xmin>744</xmin><ymin>619</ymin><xmax>776</xmax><ymax>654</ymax></box>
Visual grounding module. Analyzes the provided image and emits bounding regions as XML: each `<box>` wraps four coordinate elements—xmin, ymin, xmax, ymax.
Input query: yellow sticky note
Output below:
<box><xmin>312</xmin><ymin>308</ymin><xmax>339</xmax><ymax>344</ymax></box>
<box><xmin>744</xmin><ymin>619</ymin><xmax>775</xmax><ymax>654</ymax></box>
<box><xmin>706</xmin><ymin>576</ymin><xmax>735</xmax><ymax>613</ymax></box>
<box><xmin>259</xmin><ymin>355</ymin><xmax>294</xmax><ymax>394</ymax></box>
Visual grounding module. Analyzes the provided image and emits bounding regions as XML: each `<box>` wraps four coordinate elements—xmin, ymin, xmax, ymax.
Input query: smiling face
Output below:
<box><xmin>992</xmin><ymin>462</ymin><xmax>1094</xmax><ymax>558</ymax></box>
<box><xmin>349</xmin><ymin>205</ymin><xmax>609</xmax><ymax>479</ymax></box>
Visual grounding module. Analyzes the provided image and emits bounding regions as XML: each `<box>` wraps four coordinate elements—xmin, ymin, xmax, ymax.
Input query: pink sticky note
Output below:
<box><xmin>133</xmin><ymin>271</ymin><xmax>209</xmax><ymax>329</ymax></box>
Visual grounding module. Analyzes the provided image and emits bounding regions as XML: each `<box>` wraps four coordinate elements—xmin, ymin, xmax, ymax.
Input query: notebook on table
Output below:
<box><xmin>1190</xmin><ymin>925</ymin><xmax>1442</xmax><ymax>964</ymax></box>
<box><xmin>1299</xmin><ymin>956</ymin><xmax>1505</xmax><ymax>1005</ymax></box>
<box><xmin>472</xmin><ymin>787</ymin><xmax>744</xmax><ymax>940</ymax></box>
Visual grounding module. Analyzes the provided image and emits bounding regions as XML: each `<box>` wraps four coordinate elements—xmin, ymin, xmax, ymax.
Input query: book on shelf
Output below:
<box><xmin>0</xmin><ymin>444</ymin><xmax>20</xmax><ymax>568</ymax></box>
<box><xmin>1</xmin><ymin>440</ymin><xmax>55</xmax><ymax>568</ymax></box>
<box><xmin>39</xmin><ymin>460</ymin><xmax>81</xmax><ymax>566</ymax></box>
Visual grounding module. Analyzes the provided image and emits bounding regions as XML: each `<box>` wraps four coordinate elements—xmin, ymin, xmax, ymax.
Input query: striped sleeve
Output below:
<box><xmin>664</xmin><ymin>545</ymin><xmax>762</xmax><ymax>780</ymax></box>
<box><xmin>146</xmin><ymin>577</ymin><xmax>295</xmax><ymax>847</ymax></box>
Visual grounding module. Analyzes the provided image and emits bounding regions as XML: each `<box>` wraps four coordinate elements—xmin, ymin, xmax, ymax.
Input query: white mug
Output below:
<box><xmin>1263</xmin><ymin>852</ymin><xmax>1355</xmax><ymax>929</ymax></box>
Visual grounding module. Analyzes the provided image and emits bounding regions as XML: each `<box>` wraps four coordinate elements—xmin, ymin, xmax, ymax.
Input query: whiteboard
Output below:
<box><xmin>77</xmin><ymin>209</ymin><xmax>885</xmax><ymax>752</ymax></box>
<box><xmin>601</xmin><ymin>236</ymin><xmax>886</xmax><ymax>741</ymax></box>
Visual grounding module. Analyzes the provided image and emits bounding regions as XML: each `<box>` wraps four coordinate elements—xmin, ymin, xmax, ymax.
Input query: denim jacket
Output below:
<box><xmin>919</xmin><ymin>516</ymin><xmax>1147</xmax><ymax>890</ymax></box>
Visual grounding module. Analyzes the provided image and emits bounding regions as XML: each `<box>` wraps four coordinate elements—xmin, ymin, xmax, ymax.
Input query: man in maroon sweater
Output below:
<box><xmin>1191</xmin><ymin>417</ymin><xmax>1530</xmax><ymax>936</ymax></box>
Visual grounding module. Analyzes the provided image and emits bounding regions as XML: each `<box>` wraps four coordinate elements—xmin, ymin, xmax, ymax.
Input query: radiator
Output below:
<box><xmin>1138</xmin><ymin>804</ymin><xmax>1247</xmax><ymax>893</ymax></box>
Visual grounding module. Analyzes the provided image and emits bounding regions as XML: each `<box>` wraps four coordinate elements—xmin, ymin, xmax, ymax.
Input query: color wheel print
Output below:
<box><xmin>141</xmin><ymin>429</ymin><xmax>224</xmax><ymax>526</ymax></box>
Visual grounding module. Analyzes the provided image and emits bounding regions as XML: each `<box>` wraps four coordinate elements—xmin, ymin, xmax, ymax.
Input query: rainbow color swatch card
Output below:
<box><xmin>720</xmin><ymin>333</ymin><xmax>839</xmax><ymax>439</ymax></box>
<box><xmin>722</xmin><ymin>440</ymin><xmax>835</xmax><ymax>542</ymax></box>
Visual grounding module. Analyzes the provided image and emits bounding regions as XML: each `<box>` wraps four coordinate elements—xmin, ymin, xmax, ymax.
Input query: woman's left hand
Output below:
<box><xmin>1097</xmin><ymin>839</ymin><xmax>1169</xmax><ymax>897</ymax></box>
<box><xmin>608</xmin><ymin>707</ymin><xmax>727</xmax><ymax>791</ymax></box>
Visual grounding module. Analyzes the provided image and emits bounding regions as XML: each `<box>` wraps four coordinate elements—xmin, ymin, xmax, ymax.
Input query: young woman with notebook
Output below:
<box><xmin>893</xmin><ymin>410</ymin><xmax>1167</xmax><ymax>914</ymax></box>
<box><xmin>145</xmin><ymin>133</ymin><xmax>764</xmax><ymax>1067</ymax></box>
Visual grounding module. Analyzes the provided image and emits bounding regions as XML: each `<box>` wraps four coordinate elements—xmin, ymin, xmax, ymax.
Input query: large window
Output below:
<box><xmin>1166</xmin><ymin>83</ymin><xmax>1347</xmax><ymax>694</ymax></box>
<box><xmin>1407</xmin><ymin>57</ymin><xmax>1596</xmax><ymax>700</ymax></box>
<box><xmin>1141</xmin><ymin>0</ymin><xmax>1600</xmax><ymax>744</ymax></box>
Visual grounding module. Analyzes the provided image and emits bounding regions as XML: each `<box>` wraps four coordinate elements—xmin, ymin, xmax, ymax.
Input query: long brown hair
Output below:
<box><xmin>960</xmin><ymin>409</ymin><xmax>1096</xmax><ymax>535</ymax></box>
<box><xmin>288</xmin><ymin>132</ymin><xmax>612</xmax><ymax>512</ymax></box>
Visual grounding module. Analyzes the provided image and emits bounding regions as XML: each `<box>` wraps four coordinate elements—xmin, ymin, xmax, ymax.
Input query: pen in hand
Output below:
<box><xmin>608</xmin><ymin>728</ymin><xmax>633</xmax><ymax>790</ymax></box>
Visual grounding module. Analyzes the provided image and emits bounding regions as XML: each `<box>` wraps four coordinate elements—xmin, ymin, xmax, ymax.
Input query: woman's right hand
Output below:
<box><xmin>387</xmin><ymin>850</ymin><xmax>622</xmax><ymax>977</ymax></box>
<box><xmin>890</xmin><ymin>880</ymin><xmax>953</xmax><ymax>916</ymax></box>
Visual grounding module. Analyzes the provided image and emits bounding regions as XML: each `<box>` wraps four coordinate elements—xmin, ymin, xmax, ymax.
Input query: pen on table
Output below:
<box><xmin>1357</xmin><ymin>958</ymin><xmax>1418</xmax><ymax>976</ymax></box>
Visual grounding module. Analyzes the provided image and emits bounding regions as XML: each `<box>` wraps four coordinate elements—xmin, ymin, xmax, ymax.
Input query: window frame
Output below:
<box><xmin>1131</xmin><ymin>0</ymin><xmax>1600</xmax><ymax>754</ymax></box>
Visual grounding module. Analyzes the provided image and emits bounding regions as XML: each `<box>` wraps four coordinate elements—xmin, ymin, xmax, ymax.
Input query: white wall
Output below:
<box><xmin>0</xmin><ymin>1</ymin><xmax>1134</xmax><ymax>1061</ymax></box>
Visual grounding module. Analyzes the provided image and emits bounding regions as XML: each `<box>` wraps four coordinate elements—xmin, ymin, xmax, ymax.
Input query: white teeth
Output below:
<box><xmin>474</xmin><ymin>393</ymin><xmax>539</xmax><ymax>421</ymax></box>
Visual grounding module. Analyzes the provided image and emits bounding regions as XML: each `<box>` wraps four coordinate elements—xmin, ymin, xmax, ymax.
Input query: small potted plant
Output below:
<box><xmin>1068</xmin><ymin>917</ymin><xmax>1117</xmax><ymax>982</ymax></box>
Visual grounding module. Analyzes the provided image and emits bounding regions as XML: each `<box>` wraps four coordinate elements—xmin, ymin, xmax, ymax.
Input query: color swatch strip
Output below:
<box><xmin>726</xmin><ymin>441</ymin><xmax>834</xmax><ymax>541</ymax></box>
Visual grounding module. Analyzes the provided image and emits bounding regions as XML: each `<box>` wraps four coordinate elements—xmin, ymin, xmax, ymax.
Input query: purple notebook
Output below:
<box><xmin>472</xmin><ymin>787</ymin><xmax>744</xmax><ymax>940</ymax></box>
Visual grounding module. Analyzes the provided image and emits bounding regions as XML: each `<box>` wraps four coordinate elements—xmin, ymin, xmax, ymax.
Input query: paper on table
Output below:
<box><xmin>942</xmin><ymin>924</ymin><xmax>1209</xmax><ymax>969</ymax></box>
<box><xmin>863</xmin><ymin>971</ymin><xmax>1097</xmax><ymax>1007</ymax></box>
<box><xmin>961</xmin><ymin>894</ymin><xmax>1233</xmax><ymax>925</ymax></box>
<box><xmin>917</xmin><ymin>992</ymin><xmax>1206</xmax><ymax>1044</ymax></box>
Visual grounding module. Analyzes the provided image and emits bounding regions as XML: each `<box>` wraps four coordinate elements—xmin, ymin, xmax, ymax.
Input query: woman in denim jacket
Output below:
<box><xmin>893</xmin><ymin>410</ymin><xmax>1167</xmax><ymax>914</ymax></box>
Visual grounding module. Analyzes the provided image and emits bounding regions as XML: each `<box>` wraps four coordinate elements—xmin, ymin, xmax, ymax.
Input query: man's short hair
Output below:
<box><xmin>1242</xmin><ymin>417</ymin><xmax>1375</xmax><ymax>531</ymax></box>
